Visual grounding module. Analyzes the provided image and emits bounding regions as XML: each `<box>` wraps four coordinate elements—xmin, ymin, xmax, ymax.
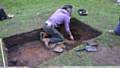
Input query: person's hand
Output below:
<box><xmin>70</xmin><ymin>35</ymin><xmax>74</xmax><ymax>40</ymax></box>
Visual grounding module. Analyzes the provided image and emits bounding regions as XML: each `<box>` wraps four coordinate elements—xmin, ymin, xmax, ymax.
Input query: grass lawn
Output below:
<box><xmin>0</xmin><ymin>0</ymin><xmax>120</xmax><ymax>66</ymax></box>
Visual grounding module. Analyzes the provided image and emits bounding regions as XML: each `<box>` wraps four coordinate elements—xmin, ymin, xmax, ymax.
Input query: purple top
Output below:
<box><xmin>46</xmin><ymin>9</ymin><xmax>71</xmax><ymax>34</ymax></box>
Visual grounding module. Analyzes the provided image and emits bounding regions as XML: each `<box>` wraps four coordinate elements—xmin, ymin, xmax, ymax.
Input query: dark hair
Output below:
<box><xmin>61</xmin><ymin>5</ymin><xmax>73</xmax><ymax>10</ymax></box>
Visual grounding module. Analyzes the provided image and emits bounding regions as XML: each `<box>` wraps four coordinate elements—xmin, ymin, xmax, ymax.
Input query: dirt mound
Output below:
<box><xmin>3</xmin><ymin>18</ymin><xmax>101</xmax><ymax>67</ymax></box>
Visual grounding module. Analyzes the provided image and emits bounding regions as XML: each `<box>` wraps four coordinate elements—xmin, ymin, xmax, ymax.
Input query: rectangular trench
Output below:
<box><xmin>2</xmin><ymin>18</ymin><xmax>102</xmax><ymax>67</ymax></box>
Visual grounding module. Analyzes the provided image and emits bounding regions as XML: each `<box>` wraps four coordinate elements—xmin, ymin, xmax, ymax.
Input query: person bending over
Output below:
<box><xmin>41</xmin><ymin>5</ymin><xmax>74</xmax><ymax>49</ymax></box>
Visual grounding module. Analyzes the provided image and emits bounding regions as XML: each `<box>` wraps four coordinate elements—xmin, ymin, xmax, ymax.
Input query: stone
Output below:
<box><xmin>53</xmin><ymin>46</ymin><xmax>64</xmax><ymax>53</ymax></box>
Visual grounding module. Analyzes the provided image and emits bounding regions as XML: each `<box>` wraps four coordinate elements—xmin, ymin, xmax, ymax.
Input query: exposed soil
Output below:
<box><xmin>3</xmin><ymin>18</ymin><xmax>101</xmax><ymax>67</ymax></box>
<box><xmin>89</xmin><ymin>45</ymin><xmax>120</xmax><ymax>66</ymax></box>
<box><xmin>7</xmin><ymin>41</ymin><xmax>58</xmax><ymax>67</ymax></box>
<box><xmin>57</xmin><ymin>18</ymin><xmax>101</xmax><ymax>40</ymax></box>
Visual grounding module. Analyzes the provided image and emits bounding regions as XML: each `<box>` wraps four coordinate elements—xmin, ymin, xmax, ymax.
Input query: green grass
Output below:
<box><xmin>0</xmin><ymin>0</ymin><xmax>120</xmax><ymax>66</ymax></box>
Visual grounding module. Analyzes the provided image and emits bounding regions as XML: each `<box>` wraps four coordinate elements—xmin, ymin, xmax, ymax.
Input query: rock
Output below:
<box><xmin>53</xmin><ymin>46</ymin><xmax>64</xmax><ymax>53</ymax></box>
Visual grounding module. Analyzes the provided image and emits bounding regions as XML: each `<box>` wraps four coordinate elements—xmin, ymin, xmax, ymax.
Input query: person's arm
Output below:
<box><xmin>64</xmin><ymin>16</ymin><xmax>74</xmax><ymax>40</ymax></box>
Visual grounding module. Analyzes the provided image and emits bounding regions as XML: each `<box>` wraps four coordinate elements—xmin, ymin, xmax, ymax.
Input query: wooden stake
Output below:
<box><xmin>0</xmin><ymin>38</ymin><xmax>6</xmax><ymax>67</ymax></box>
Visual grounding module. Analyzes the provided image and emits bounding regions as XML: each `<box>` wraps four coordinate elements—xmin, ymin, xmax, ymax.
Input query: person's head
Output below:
<box><xmin>61</xmin><ymin>4</ymin><xmax>73</xmax><ymax>14</ymax></box>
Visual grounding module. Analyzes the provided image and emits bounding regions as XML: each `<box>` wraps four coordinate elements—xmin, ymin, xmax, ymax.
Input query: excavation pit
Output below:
<box><xmin>2</xmin><ymin>18</ymin><xmax>101</xmax><ymax>67</ymax></box>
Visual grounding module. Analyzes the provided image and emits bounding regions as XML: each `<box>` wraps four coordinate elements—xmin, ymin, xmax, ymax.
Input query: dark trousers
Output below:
<box><xmin>0</xmin><ymin>8</ymin><xmax>8</xmax><ymax>20</ymax></box>
<box><xmin>42</xmin><ymin>25</ymin><xmax>64</xmax><ymax>43</ymax></box>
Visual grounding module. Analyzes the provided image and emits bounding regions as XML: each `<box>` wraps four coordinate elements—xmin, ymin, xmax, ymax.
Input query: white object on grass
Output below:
<box><xmin>108</xmin><ymin>30</ymin><xmax>114</xmax><ymax>33</ymax></box>
<box><xmin>7</xmin><ymin>14</ymin><xmax>14</xmax><ymax>18</ymax></box>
